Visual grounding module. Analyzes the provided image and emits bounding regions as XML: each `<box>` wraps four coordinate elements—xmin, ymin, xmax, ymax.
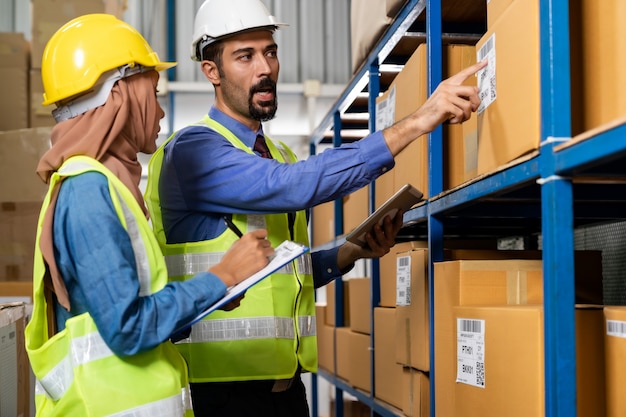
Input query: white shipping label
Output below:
<box><xmin>607</xmin><ymin>320</ymin><xmax>626</xmax><ymax>338</ymax></box>
<box><xmin>375</xmin><ymin>85</ymin><xmax>396</xmax><ymax>130</ymax></box>
<box><xmin>396</xmin><ymin>255</ymin><xmax>411</xmax><ymax>306</ymax></box>
<box><xmin>456</xmin><ymin>318</ymin><xmax>486</xmax><ymax>388</ymax></box>
<box><xmin>476</xmin><ymin>33</ymin><xmax>496</xmax><ymax>113</ymax></box>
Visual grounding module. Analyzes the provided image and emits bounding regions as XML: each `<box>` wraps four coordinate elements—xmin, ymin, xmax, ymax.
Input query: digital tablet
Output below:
<box><xmin>345</xmin><ymin>183</ymin><xmax>424</xmax><ymax>247</ymax></box>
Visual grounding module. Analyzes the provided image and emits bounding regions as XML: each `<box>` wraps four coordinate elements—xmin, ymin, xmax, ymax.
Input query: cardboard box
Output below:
<box><xmin>569</xmin><ymin>0</ymin><xmax>626</xmax><ymax>133</ymax></box>
<box><xmin>0</xmin><ymin>282</ymin><xmax>33</xmax><ymax>304</ymax></box>
<box><xmin>0</xmin><ymin>33</ymin><xmax>29</xmax><ymax>131</ymax></box>
<box><xmin>315</xmin><ymin>304</ymin><xmax>335</xmax><ymax>373</ymax></box>
<box><xmin>30</xmin><ymin>0</ymin><xmax>107</xmax><ymax>69</ymax></box>
<box><xmin>395</xmin><ymin>249</ymin><xmax>429</xmax><ymax>371</ymax></box>
<box><xmin>0</xmin><ymin>302</ymin><xmax>31</xmax><ymax>417</ymax></box>
<box><xmin>390</xmin><ymin>44</ymin><xmax>429</xmax><ymax>198</ymax></box>
<box><xmin>0</xmin><ymin>202</ymin><xmax>41</xmax><ymax>282</ymax></box>
<box><xmin>379</xmin><ymin>241</ymin><xmax>428</xmax><ymax>307</ymax></box>
<box><xmin>335</xmin><ymin>327</ymin><xmax>351</xmax><ymax>381</ymax></box>
<box><xmin>329</xmin><ymin>398</ymin><xmax>371</xmax><ymax>417</ymax></box>
<box><xmin>343</xmin><ymin>185</ymin><xmax>369</xmax><ymax>236</ymax></box>
<box><xmin>348</xmin><ymin>278</ymin><xmax>371</xmax><ymax>334</ymax></box>
<box><xmin>29</xmin><ymin>69</ymin><xmax>56</xmax><ymax>128</ymax></box>
<box><xmin>444</xmin><ymin>45</ymin><xmax>478</xmax><ymax>189</ymax></box>
<box><xmin>402</xmin><ymin>367</ymin><xmax>429</xmax><ymax>417</ymax></box>
<box><xmin>325</xmin><ymin>279</ymin><xmax>350</xmax><ymax>327</ymax></box>
<box><xmin>434</xmin><ymin>259</ymin><xmax>543</xmax><ymax>417</ymax></box>
<box><xmin>374</xmin><ymin>307</ymin><xmax>404</xmax><ymax>409</ymax></box>
<box><xmin>0</xmin><ymin>128</ymin><xmax>51</xmax><ymax>202</ymax></box>
<box><xmin>312</xmin><ymin>200</ymin><xmax>335</xmax><ymax>247</ymax></box>
<box><xmin>348</xmin><ymin>330</ymin><xmax>371</xmax><ymax>393</ymax></box>
<box><xmin>452</xmin><ymin>305</ymin><xmax>604</xmax><ymax>417</ymax></box>
<box><xmin>342</xmin><ymin>190</ymin><xmax>367</xmax><ymax>242</ymax></box>
<box><xmin>604</xmin><ymin>306</ymin><xmax>626</xmax><ymax>417</ymax></box>
<box><xmin>376</xmin><ymin>43</ymin><xmax>480</xmax><ymax>193</ymax></box>
<box><xmin>475</xmin><ymin>0</ymin><xmax>541</xmax><ymax>175</ymax></box>
<box><xmin>486</xmin><ymin>0</ymin><xmax>515</xmax><ymax>27</ymax></box>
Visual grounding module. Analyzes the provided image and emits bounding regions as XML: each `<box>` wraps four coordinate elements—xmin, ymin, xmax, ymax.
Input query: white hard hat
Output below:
<box><xmin>191</xmin><ymin>0</ymin><xmax>288</xmax><ymax>61</ymax></box>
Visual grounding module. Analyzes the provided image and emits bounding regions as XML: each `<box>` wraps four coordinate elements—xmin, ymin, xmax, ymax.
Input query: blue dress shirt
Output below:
<box><xmin>53</xmin><ymin>172</ymin><xmax>227</xmax><ymax>356</ymax></box>
<box><xmin>159</xmin><ymin>106</ymin><xmax>395</xmax><ymax>287</ymax></box>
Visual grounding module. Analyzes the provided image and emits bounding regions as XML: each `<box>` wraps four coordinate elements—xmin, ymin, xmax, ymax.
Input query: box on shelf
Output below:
<box><xmin>348</xmin><ymin>277</ymin><xmax>371</xmax><ymax>334</ymax></box>
<box><xmin>325</xmin><ymin>279</ymin><xmax>350</xmax><ymax>327</ymax></box>
<box><xmin>0</xmin><ymin>33</ymin><xmax>29</xmax><ymax>131</ymax></box>
<box><xmin>604</xmin><ymin>306</ymin><xmax>626</xmax><ymax>417</ymax></box>
<box><xmin>395</xmin><ymin>248</ymin><xmax>429</xmax><ymax>371</ymax></box>
<box><xmin>348</xmin><ymin>330</ymin><xmax>371</xmax><ymax>393</ymax></box>
<box><xmin>475</xmin><ymin>0</ymin><xmax>541</xmax><ymax>175</ymax></box>
<box><xmin>402</xmin><ymin>367</ymin><xmax>429</xmax><ymax>417</ymax></box>
<box><xmin>570</xmin><ymin>0</ymin><xmax>626</xmax><ymax>134</ymax></box>
<box><xmin>0</xmin><ymin>302</ymin><xmax>31</xmax><ymax>417</ymax></box>
<box><xmin>342</xmin><ymin>185</ymin><xmax>369</xmax><ymax>236</ymax></box>
<box><xmin>444</xmin><ymin>44</ymin><xmax>478</xmax><ymax>189</ymax></box>
<box><xmin>312</xmin><ymin>200</ymin><xmax>335</xmax><ymax>247</ymax></box>
<box><xmin>451</xmin><ymin>305</ymin><xmax>604</xmax><ymax>417</ymax></box>
<box><xmin>374</xmin><ymin>307</ymin><xmax>404</xmax><ymax>410</ymax></box>
<box><xmin>379</xmin><ymin>240</ymin><xmax>428</xmax><ymax>307</ymax></box>
<box><xmin>315</xmin><ymin>304</ymin><xmax>335</xmax><ymax>373</ymax></box>
<box><xmin>329</xmin><ymin>398</ymin><xmax>371</xmax><ymax>417</ymax></box>
<box><xmin>335</xmin><ymin>327</ymin><xmax>351</xmax><ymax>382</ymax></box>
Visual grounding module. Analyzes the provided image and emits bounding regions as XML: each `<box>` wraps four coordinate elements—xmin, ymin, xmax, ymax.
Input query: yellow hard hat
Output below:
<box><xmin>41</xmin><ymin>13</ymin><xmax>176</xmax><ymax>106</ymax></box>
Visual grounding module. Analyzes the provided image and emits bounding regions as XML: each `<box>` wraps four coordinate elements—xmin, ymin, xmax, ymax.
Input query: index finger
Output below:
<box><xmin>447</xmin><ymin>60</ymin><xmax>488</xmax><ymax>85</ymax></box>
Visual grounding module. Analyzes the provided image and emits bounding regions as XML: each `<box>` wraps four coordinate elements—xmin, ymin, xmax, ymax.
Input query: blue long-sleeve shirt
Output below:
<box><xmin>53</xmin><ymin>172</ymin><xmax>228</xmax><ymax>356</ymax></box>
<box><xmin>159</xmin><ymin>106</ymin><xmax>395</xmax><ymax>286</ymax></box>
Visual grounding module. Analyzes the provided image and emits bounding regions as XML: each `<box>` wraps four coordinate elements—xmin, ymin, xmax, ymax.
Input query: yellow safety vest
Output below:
<box><xmin>145</xmin><ymin>116</ymin><xmax>317</xmax><ymax>382</ymax></box>
<box><xmin>26</xmin><ymin>156</ymin><xmax>193</xmax><ymax>416</ymax></box>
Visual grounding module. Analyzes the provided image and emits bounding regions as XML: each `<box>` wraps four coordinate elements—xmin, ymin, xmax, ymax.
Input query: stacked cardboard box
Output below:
<box><xmin>0</xmin><ymin>33</ymin><xmax>30</xmax><ymax>131</ymax></box>
<box><xmin>0</xmin><ymin>303</ymin><xmax>32</xmax><ymax>417</ymax></box>
<box><xmin>0</xmin><ymin>128</ymin><xmax>51</xmax><ymax>286</ymax></box>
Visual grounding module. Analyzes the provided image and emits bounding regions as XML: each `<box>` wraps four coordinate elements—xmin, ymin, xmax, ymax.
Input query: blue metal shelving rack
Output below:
<box><xmin>310</xmin><ymin>0</ymin><xmax>626</xmax><ymax>416</ymax></box>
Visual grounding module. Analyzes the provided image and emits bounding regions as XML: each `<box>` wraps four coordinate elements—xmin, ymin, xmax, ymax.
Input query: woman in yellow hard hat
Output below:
<box><xmin>25</xmin><ymin>13</ymin><xmax>274</xmax><ymax>417</ymax></box>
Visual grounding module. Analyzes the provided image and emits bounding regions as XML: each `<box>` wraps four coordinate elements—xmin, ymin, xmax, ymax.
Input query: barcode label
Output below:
<box><xmin>459</xmin><ymin>319</ymin><xmax>482</xmax><ymax>333</ymax></box>
<box><xmin>476</xmin><ymin>33</ymin><xmax>496</xmax><ymax>113</ymax></box>
<box><xmin>396</xmin><ymin>255</ymin><xmax>411</xmax><ymax>306</ymax></box>
<box><xmin>607</xmin><ymin>320</ymin><xmax>626</xmax><ymax>338</ymax></box>
<box><xmin>457</xmin><ymin>318</ymin><xmax>486</xmax><ymax>388</ymax></box>
<box><xmin>375</xmin><ymin>85</ymin><xmax>396</xmax><ymax>129</ymax></box>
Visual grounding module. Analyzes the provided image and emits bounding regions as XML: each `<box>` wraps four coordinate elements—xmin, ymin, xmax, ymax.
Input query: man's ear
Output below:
<box><xmin>201</xmin><ymin>60</ymin><xmax>220</xmax><ymax>86</ymax></box>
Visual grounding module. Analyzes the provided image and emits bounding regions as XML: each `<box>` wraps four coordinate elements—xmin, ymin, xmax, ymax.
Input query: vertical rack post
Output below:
<box><xmin>425</xmin><ymin>1</ymin><xmax>444</xmax><ymax>416</ymax></box>
<box><xmin>538</xmin><ymin>0</ymin><xmax>576</xmax><ymax>416</ymax></box>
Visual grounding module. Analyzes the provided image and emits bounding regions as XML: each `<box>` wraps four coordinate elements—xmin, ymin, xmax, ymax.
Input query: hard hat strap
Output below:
<box><xmin>52</xmin><ymin>64</ymin><xmax>152</xmax><ymax>123</ymax></box>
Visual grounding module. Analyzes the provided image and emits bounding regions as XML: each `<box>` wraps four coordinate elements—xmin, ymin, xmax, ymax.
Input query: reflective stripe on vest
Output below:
<box><xmin>36</xmin><ymin>381</ymin><xmax>192</xmax><ymax>417</ymax></box>
<box><xmin>176</xmin><ymin>315</ymin><xmax>316</xmax><ymax>343</ymax></box>
<box><xmin>166</xmin><ymin>251</ymin><xmax>313</xmax><ymax>278</ymax></box>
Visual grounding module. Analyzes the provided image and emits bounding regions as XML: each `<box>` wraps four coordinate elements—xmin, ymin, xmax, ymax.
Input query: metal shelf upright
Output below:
<box><xmin>310</xmin><ymin>0</ymin><xmax>626</xmax><ymax>416</ymax></box>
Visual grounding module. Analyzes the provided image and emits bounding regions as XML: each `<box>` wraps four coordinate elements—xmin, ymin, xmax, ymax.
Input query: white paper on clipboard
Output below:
<box><xmin>173</xmin><ymin>240</ymin><xmax>309</xmax><ymax>335</ymax></box>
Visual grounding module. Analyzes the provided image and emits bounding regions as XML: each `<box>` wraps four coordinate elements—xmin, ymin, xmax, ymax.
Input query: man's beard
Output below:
<box><xmin>249</xmin><ymin>78</ymin><xmax>278</xmax><ymax>122</ymax></box>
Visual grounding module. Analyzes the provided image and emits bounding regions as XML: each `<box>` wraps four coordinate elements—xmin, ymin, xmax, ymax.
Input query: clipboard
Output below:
<box><xmin>173</xmin><ymin>240</ymin><xmax>310</xmax><ymax>335</ymax></box>
<box><xmin>345</xmin><ymin>183</ymin><xmax>424</xmax><ymax>247</ymax></box>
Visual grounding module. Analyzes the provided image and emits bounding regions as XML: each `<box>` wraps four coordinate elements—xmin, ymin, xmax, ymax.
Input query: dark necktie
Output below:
<box><xmin>254</xmin><ymin>135</ymin><xmax>272</xmax><ymax>159</ymax></box>
<box><xmin>254</xmin><ymin>134</ymin><xmax>296</xmax><ymax>237</ymax></box>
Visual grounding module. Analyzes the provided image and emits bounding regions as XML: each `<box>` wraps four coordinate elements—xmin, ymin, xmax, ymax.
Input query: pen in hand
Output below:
<box><xmin>223</xmin><ymin>215</ymin><xmax>244</xmax><ymax>238</ymax></box>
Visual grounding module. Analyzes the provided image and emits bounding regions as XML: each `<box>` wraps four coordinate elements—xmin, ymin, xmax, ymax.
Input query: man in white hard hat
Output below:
<box><xmin>145</xmin><ymin>0</ymin><xmax>486</xmax><ymax>415</ymax></box>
